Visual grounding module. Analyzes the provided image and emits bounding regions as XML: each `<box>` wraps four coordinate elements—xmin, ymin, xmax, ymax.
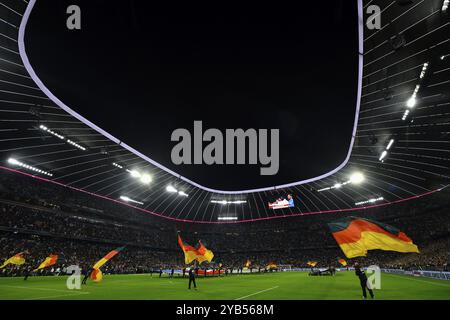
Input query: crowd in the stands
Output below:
<box><xmin>0</xmin><ymin>171</ymin><xmax>449</xmax><ymax>276</ymax></box>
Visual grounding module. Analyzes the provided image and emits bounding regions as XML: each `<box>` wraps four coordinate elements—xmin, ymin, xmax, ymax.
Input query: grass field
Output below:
<box><xmin>0</xmin><ymin>271</ymin><xmax>449</xmax><ymax>300</ymax></box>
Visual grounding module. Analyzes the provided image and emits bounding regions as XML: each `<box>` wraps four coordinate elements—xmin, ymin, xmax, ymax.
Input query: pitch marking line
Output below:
<box><xmin>235</xmin><ymin>286</ymin><xmax>279</xmax><ymax>300</ymax></box>
<box><xmin>384</xmin><ymin>274</ymin><xmax>450</xmax><ymax>288</ymax></box>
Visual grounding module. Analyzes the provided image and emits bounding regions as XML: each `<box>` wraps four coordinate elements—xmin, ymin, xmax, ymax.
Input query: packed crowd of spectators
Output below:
<box><xmin>0</xmin><ymin>170</ymin><xmax>449</xmax><ymax>276</ymax></box>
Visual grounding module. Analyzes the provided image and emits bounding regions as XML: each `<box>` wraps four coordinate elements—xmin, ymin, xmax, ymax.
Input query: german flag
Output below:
<box><xmin>34</xmin><ymin>254</ymin><xmax>64</xmax><ymax>271</ymax></box>
<box><xmin>328</xmin><ymin>216</ymin><xmax>419</xmax><ymax>258</ymax></box>
<box><xmin>178</xmin><ymin>235</ymin><xmax>214</xmax><ymax>264</ymax></box>
<box><xmin>338</xmin><ymin>258</ymin><xmax>347</xmax><ymax>267</ymax></box>
<box><xmin>93</xmin><ymin>246</ymin><xmax>125</xmax><ymax>269</ymax></box>
<box><xmin>0</xmin><ymin>252</ymin><xmax>25</xmax><ymax>269</ymax></box>
<box><xmin>307</xmin><ymin>261</ymin><xmax>317</xmax><ymax>267</ymax></box>
<box><xmin>90</xmin><ymin>268</ymin><xmax>103</xmax><ymax>282</ymax></box>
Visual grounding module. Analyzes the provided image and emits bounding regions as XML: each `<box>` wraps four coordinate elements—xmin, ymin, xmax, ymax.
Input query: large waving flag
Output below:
<box><xmin>34</xmin><ymin>254</ymin><xmax>64</xmax><ymax>271</ymax></box>
<box><xmin>178</xmin><ymin>235</ymin><xmax>214</xmax><ymax>264</ymax></box>
<box><xmin>0</xmin><ymin>252</ymin><xmax>25</xmax><ymax>269</ymax></box>
<box><xmin>197</xmin><ymin>241</ymin><xmax>214</xmax><ymax>263</ymax></box>
<box><xmin>92</xmin><ymin>247</ymin><xmax>125</xmax><ymax>270</ymax></box>
<box><xmin>90</xmin><ymin>246</ymin><xmax>124</xmax><ymax>282</ymax></box>
<box><xmin>328</xmin><ymin>216</ymin><xmax>419</xmax><ymax>258</ymax></box>
<box><xmin>90</xmin><ymin>268</ymin><xmax>103</xmax><ymax>282</ymax></box>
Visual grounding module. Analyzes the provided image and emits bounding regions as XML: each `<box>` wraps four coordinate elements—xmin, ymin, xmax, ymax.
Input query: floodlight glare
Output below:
<box><xmin>7</xmin><ymin>158</ymin><xmax>19</xmax><ymax>165</ymax></box>
<box><xmin>406</xmin><ymin>97</ymin><xmax>416</xmax><ymax>108</ymax></box>
<box><xmin>443</xmin><ymin>0</ymin><xmax>449</xmax><ymax>11</ymax></box>
<box><xmin>386</xmin><ymin>139</ymin><xmax>394</xmax><ymax>150</ymax></box>
<box><xmin>355</xmin><ymin>197</ymin><xmax>384</xmax><ymax>206</ymax></box>
<box><xmin>119</xmin><ymin>196</ymin><xmax>144</xmax><ymax>205</ymax></box>
<box><xmin>217</xmin><ymin>216</ymin><xmax>238</xmax><ymax>221</ymax></box>
<box><xmin>334</xmin><ymin>183</ymin><xmax>342</xmax><ymax>189</ymax></box>
<box><xmin>350</xmin><ymin>172</ymin><xmax>365</xmax><ymax>184</ymax></box>
<box><xmin>166</xmin><ymin>185</ymin><xmax>177</xmax><ymax>193</ymax></box>
<box><xmin>7</xmin><ymin>158</ymin><xmax>53</xmax><ymax>176</ymax></box>
<box><xmin>140</xmin><ymin>174</ymin><xmax>152</xmax><ymax>184</ymax></box>
<box><xmin>129</xmin><ymin>170</ymin><xmax>141</xmax><ymax>178</ymax></box>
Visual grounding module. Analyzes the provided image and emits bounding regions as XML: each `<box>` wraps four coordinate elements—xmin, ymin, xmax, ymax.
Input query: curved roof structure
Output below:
<box><xmin>0</xmin><ymin>0</ymin><xmax>449</xmax><ymax>222</ymax></box>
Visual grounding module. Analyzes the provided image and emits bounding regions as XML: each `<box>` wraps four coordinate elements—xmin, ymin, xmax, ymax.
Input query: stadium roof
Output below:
<box><xmin>0</xmin><ymin>0</ymin><xmax>449</xmax><ymax>222</ymax></box>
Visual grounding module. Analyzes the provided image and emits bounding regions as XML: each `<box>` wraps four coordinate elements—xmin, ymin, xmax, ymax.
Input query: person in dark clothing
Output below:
<box><xmin>170</xmin><ymin>268</ymin><xmax>174</xmax><ymax>278</ymax></box>
<box><xmin>188</xmin><ymin>268</ymin><xmax>197</xmax><ymax>290</ymax></box>
<box><xmin>182</xmin><ymin>268</ymin><xmax>186</xmax><ymax>278</ymax></box>
<box><xmin>159</xmin><ymin>268</ymin><xmax>163</xmax><ymax>278</ymax></box>
<box><xmin>23</xmin><ymin>267</ymin><xmax>32</xmax><ymax>281</ymax></box>
<box><xmin>354</xmin><ymin>264</ymin><xmax>374</xmax><ymax>299</ymax></box>
<box><xmin>82</xmin><ymin>267</ymin><xmax>93</xmax><ymax>285</ymax></box>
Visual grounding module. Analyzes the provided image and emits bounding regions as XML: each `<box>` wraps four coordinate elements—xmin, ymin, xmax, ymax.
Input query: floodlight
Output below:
<box><xmin>350</xmin><ymin>172</ymin><xmax>365</xmax><ymax>184</ymax></box>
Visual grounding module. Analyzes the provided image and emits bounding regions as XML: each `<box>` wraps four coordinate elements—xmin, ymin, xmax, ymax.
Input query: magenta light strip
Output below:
<box><xmin>18</xmin><ymin>0</ymin><xmax>364</xmax><ymax>194</ymax></box>
<box><xmin>0</xmin><ymin>166</ymin><xmax>444</xmax><ymax>224</ymax></box>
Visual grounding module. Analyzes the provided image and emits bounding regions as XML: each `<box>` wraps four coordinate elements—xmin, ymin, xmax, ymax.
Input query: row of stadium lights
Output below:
<box><xmin>112</xmin><ymin>162</ymin><xmax>153</xmax><ymax>185</ymax></box>
<box><xmin>362</xmin><ymin>34</ymin><xmax>449</xmax><ymax>203</ymax></box>
<box><xmin>166</xmin><ymin>185</ymin><xmax>189</xmax><ymax>197</ymax></box>
<box><xmin>401</xmin><ymin>54</ymin><xmax>448</xmax><ymax>121</ymax></box>
<box><xmin>7</xmin><ymin>158</ymin><xmax>53</xmax><ymax>177</ymax></box>
<box><xmin>217</xmin><ymin>216</ymin><xmax>238</xmax><ymax>221</ymax></box>
<box><xmin>443</xmin><ymin>0</ymin><xmax>449</xmax><ymax>12</ymax></box>
<box><xmin>126</xmin><ymin>168</ymin><xmax>153</xmax><ymax>185</ymax></box>
<box><xmin>378</xmin><ymin>139</ymin><xmax>394</xmax><ymax>162</ymax></box>
<box><xmin>6</xmin><ymin>126</ymin><xmax>87</xmax><ymax>177</ymax></box>
<box><xmin>39</xmin><ymin>125</ymin><xmax>86</xmax><ymax>151</ymax></box>
<box><xmin>211</xmin><ymin>200</ymin><xmax>247</xmax><ymax>205</ymax></box>
<box><xmin>112</xmin><ymin>161</ymin><xmax>189</xmax><ymax>205</ymax></box>
<box><xmin>317</xmin><ymin>172</ymin><xmax>365</xmax><ymax>192</ymax></box>
<box><xmin>401</xmin><ymin>62</ymin><xmax>428</xmax><ymax>121</ymax></box>
<box><xmin>119</xmin><ymin>196</ymin><xmax>144</xmax><ymax>205</ymax></box>
<box><xmin>119</xmin><ymin>186</ymin><xmax>188</xmax><ymax>206</ymax></box>
<box><xmin>355</xmin><ymin>197</ymin><xmax>384</xmax><ymax>206</ymax></box>
<box><xmin>377</xmin><ymin>30</ymin><xmax>448</xmax><ymax>202</ymax></box>
<box><xmin>318</xmin><ymin>173</ymin><xmax>385</xmax><ymax>206</ymax></box>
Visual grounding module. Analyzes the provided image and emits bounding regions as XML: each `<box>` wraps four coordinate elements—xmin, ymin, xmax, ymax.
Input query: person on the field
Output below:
<box><xmin>170</xmin><ymin>268</ymin><xmax>174</xmax><ymax>278</ymax></box>
<box><xmin>188</xmin><ymin>268</ymin><xmax>197</xmax><ymax>290</ymax></box>
<box><xmin>354</xmin><ymin>263</ymin><xmax>374</xmax><ymax>299</ymax></box>
<box><xmin>159</xmin><ymin>268</ymin><xmax>163</xmax><ymax>278</ymax></box>
<box><xmin>23</xmin><ymin>266</ymin><xmax>32</xmax><ymax>281</ymax></box>
<box><xmin>82</xmin><ymin>267</ymin><xmax>93</xmax><ymax>285</ymax></box>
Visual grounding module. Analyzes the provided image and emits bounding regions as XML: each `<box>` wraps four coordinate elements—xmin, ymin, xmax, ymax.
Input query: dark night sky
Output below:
<box><xmin>26</xmin><ymin>0</ymin><xmax>359</xmax><ymax>190</ymax></box>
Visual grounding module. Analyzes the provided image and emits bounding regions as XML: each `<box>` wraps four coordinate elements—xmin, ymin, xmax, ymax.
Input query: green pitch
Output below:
<box><xmin>0</xmin><ymin>271</ymin><xmax>449</xmax><ymax>300</ymax></box>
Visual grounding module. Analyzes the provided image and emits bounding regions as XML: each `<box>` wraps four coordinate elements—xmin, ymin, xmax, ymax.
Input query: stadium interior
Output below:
<box><xmin>0</xmin><ymin>0</ymin><xmax>449</xmax><ymax>301</ymax></box>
